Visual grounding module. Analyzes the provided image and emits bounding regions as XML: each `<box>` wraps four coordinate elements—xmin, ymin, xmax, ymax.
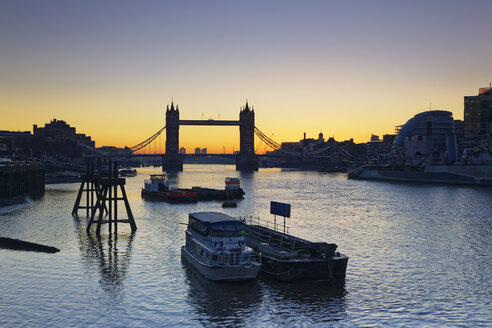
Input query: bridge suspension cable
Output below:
<box><xmin>254</xmin><ymin>126</ymin><xmax>281</xmax><ymax>151</ymax></box>
<box><xmin>130</xmin><ymin>126</ymin><xmax>166</xmax><ymax>152</ymax></box>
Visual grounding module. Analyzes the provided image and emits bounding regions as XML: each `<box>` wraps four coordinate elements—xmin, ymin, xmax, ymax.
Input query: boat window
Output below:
<box><xmin>211</xmin><ymin>229</ymin><xmax>245</xmax><ymax>237</ymax></box>
<box><xmin>188</xmin><ymin>218</ymin><xmax>209</xmax><ymax>235</ymax></box>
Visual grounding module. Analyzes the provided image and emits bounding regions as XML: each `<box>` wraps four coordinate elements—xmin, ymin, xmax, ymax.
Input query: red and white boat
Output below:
<box><xmin>141</xmin><ymin>174</ymin><xmax>198</xmax><ymax>203</ymax></box>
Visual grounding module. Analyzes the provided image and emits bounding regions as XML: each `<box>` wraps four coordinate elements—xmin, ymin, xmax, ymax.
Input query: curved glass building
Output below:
<box><xmin>394</xmin><ymin>110</ymin><xmax>455</xmax><ymax>154</ymax></box>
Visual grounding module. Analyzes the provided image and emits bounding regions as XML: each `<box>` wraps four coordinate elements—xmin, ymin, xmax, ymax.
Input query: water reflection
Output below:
<box><xmin>182</xmin><ymin>260</ymin><xmax>262</xmax><ymax>327</ymax></box>
<box><xmin>74</xmin><ymin>218</ymin><xmax>134</xmax><ymax>301</ymax></box>
<box><xmin>259</xmin><ymin>280</ymin><xmax>348</xmax><ymax>324</ymax></box>
<box><xmin>164</xmin><ymin>171</ymin><xmax>180</xmax><ymax>185</ymax></box>
<box><xmin>182</xmin><ymin>257</ymin><xmax>348</xmax><ymax>326</ymax></box>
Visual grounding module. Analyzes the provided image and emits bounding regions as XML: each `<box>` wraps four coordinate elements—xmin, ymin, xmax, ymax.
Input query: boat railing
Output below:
<box><xmin>239</xmin><ymin>217</ymin><xmax>314</xmax><ymax>253</ymax></box>
<box><xmin>239</xmin><ymin>216</ymin><xmax>290</xmax><ymax>234</ymax></box>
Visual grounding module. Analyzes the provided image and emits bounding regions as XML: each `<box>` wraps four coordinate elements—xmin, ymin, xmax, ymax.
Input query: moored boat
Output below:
<box><xmin>348</xmin><ymin>164</ymin><xmax>492</xmax><ymax>186</ymax></box>
<box><xmin>241</xmin><ymin>202</ymin><xmax>348</xmax><ymax>282</ymax></box>
<box><xmin>181</xmin><ymin>212</ymin><xmax>261</xmax><ymax>281</ymax></box>
<box><xmin>222</xmin><ymin>200</ymin><xmax>238</xmax><ymax>208</ymax></box>
<box><xmin>141</xmin><ymin>174</ymin><xmax>245</xmax><ymax>203</ymax></box>
<box><xmin>119</xmin><ymin>168</ymin><xmax>137</xmax><ymax>177</ymax></box>
<box><xmin>141</xmin><ymin>174</ymin><xmax>198</xmax><ymax>203</ymax></box>
<box><xmin>190</xmin><ymin>177</ymin><xmax>245</xmax><ymax>201</ymax></box>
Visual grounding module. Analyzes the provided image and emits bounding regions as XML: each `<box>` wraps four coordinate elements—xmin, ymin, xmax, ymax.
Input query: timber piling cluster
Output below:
<box><xmin>73</xmin><ymin>161</ymin><xmax>137</xmax><ymax>236</ymax></box>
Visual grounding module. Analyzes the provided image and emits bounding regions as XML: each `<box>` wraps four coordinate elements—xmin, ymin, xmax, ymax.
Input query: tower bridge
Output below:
<box><xmin>117</xmin><ymin>101</ymin><xmax>349</xmax><ymax>171</ymax></box>
<box><xmin>164</xmin><ymin>102</ymin><xmax>257</xmax><ymax>171</ymax></box>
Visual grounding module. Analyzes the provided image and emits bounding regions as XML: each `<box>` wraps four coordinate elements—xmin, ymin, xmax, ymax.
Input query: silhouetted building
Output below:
<box><xmin>464</xmin><ymin>87</ymin><xmax>492</xmax><ymax>148</ymax></box>
<box><xmin>273</xmin><ymin>133</ymin><xmax>362</xmax><ymax>165</ymax></box>
<box><xmin>454</xmin><ymin>119</ymin><xmax>464</xmax><ymax>155</ymax></box>
<box><xmin>339</xmin><ymin>138</ymin><xmax>366</xmax><ymax>162</ymax></box>
<box><xmin>0</xmin><ymin>131</ymin><xmax>32</xmax><ymax>158</ymax></box>
<box><xmin>97</xmin><ymin>146</ymin><xmax>132</xmax><ymax>155</ymax></box>
<box><xmin>370</xmin><ymin>134</ymin><xmax>380</xmax><ymax>142</ymax></box>
<box><xmin>366</xmin><ymin>134</ymin><xmax>395</xmax><ymax>162</ymax></box>
<box><xmin>33</xmin><ymin>119</ymin><xmax>95</xmax><ymax>148</ymax></box>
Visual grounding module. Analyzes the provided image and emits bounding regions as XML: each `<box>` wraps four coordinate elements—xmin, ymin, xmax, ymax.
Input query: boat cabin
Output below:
<box><xmin>188</xmin><ymin>212</ymin><xmax>244</xmax><ymax>237</ymax></box>
<box><xmin>144</xmin><ymin>174</ymin><xmax>169</xmax><ymax>192</ymax></box>
<box><xmin>225</xmin><ymin>177</ymin><xmax>241</xmax><ymax>190</ymax></box>
<box><xmin>182</xmin><ymin>212</ymin><xmax>261</xmax><ymax>278</ymax></box>
<box><xmin>187</xmin><ymin>212</ymin><xmax>246</xmax><ymax>251</ymax></box>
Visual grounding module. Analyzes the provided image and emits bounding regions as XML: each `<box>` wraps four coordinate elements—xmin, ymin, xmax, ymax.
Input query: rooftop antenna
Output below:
<box><xmin>429</xmin><ymin>101</ymin><xmax>433</xmax><ymax>111</ymax></box>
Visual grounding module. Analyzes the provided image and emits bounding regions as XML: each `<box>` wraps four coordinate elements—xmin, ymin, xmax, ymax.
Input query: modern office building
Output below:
<box><xmin>464</xmin><ymin>87</ymin><xmax>492</xmax><ymax>148</ymax></box>
<box><xmin>366</xmin><ymin>134</ymin><xmax>395</xmax><ymax>161</ymax></box>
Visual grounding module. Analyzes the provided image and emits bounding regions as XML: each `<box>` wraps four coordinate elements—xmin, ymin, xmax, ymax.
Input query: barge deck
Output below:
<box><xmin>242</xmin><ymin>217</ymin><xmax>348</xmax><ymax>282</ymax></box>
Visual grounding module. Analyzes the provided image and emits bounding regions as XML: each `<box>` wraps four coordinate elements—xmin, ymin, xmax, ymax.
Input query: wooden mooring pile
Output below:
<box><xmin>72</xmin><ymin>161</ymin><xmax>137</xmax><ymax>236</ymax></box>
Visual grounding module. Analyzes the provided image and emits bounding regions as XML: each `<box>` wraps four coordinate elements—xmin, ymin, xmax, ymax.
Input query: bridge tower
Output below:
<box><xmin>236</xmin><ymin>102</ymin><xmax>258</xmax><ymax>171</ymax></box>
<box><xmin>163</xmin><ymin>102</ymin><xmax>183</xmax><ymax>171</ymax></box>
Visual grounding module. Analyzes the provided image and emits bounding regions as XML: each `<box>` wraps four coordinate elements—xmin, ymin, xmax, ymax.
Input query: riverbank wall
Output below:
<box><xmin>0</xmin><ymin>162</ymin><xmax>45</xmax><ymax>200</ymax></box>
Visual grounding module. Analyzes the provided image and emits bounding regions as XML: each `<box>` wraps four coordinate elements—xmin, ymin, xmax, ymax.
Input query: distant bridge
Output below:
<box><xmin>85</xmin><ymin>152</ymin><xmax>336</xmax><ymax>160</ymax></box>
<box><xmin>122</xmin><ymin>101</ymin><xmax>283</xmax><ymax>171</ymax></box>
<box><xmin>88</xmin><ymin>101</ymin><xmax>352</xmax><ymax>169</ymax></box>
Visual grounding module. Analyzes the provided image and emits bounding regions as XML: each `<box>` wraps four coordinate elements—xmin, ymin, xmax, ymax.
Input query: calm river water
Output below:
<box><xmin>1</xmin><ymin>165</ymin><xmax>491</xmax><ymax>327</ymax></box>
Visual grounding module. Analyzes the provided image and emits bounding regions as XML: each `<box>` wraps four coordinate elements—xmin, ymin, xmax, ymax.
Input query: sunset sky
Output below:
<box><xmin>1</xmin><ymin>1</ymin><xmax>491</xmax><ymax>153</ymax></box>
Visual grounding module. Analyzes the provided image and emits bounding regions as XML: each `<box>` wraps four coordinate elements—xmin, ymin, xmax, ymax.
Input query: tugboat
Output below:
<box><xmin>181</xmin><ymin>212</ymin><xmax>261</xmax><ymax>281</ymax></box>
<box><xmin>241</xmin><ymin>202</ymin><xmax>348</xmax><ymax>282</ymax></box>
<box><xmin>141</xmin><ymin>174</ymin><xmax>198</xmax><ymax>203</ymax></box>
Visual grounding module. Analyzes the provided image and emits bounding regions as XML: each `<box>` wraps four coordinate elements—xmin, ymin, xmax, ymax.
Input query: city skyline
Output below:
<box><xmin>1</xmin><ymin>1</ymin><xmax>492</xmax><ymax>153</ymax></box>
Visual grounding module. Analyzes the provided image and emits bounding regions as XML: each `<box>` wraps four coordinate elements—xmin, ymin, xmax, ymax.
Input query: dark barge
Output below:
<box><xmin>242</xmin><ymin>216</ymin><xmax>348</xmax><ymax>282</ymax></box>
<box><xmin>141</xmin><ymin>174</ymin><xmax>244</xmax><ymax>203</ymax></box>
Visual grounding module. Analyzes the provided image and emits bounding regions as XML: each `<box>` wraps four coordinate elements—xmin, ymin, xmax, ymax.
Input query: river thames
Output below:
<box><xmin>1</xmin><ymin>165</ymin><xmax>491</xmax><ymax>327</ymax></box>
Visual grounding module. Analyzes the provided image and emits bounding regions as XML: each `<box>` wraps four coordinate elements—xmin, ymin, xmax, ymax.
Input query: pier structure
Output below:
<box><xmin>72</xmin><ymin>163</ymin><xmax>104</xmax><ymax>218</ymax></box>
<box><xmin>163</xmin><ymin>101</ymin><xmax>258</xmax><ymax>171</ymax></box>
<box><xmin>87</xmin><ymin>161</ymin><xmax>137</xmax><ymax>236</ymax></box>
<box><xmin>73</xmin><ymin>161</ymin><xmax>137</xmax><ymax>236</ymax></box>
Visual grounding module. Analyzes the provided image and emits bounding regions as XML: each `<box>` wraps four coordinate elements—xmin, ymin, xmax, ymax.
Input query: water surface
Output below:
<box><xmin>1</xmin><ymin>165</ymin><xmax>491</xmax><ymax>327</ymax></box>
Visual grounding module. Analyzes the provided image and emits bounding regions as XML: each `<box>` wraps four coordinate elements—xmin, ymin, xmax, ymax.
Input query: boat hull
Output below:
<box><xmin>141</xmin><ymin>188</ymin><xmax>244</xmax><ymax>202</ymax></box>
<box><xmin>244</xmin><ymin>223</ymin><xmax>349</xmax><ymax>283</ymax></box>
<box><xmin>181</xmin><ymin>246</ymin><xmax>261</xmax><ymax>282</ymax></box>
<box><xmin>349</xmin><ymin>165</ymin><xmax>492</xmax><ymax>186</ymax></box>
<box><xmin>141</xmin><ymin>189</ymin><xmax>198</xmax><ymax>203</ymax></box>
<box><xmin>190</xmin><ymin>187</ymin><xmax>245</xmax><ymax>201</ymax></box>
<box><xmin>259</xmin><ymin>254</ymin><xmax>348</xmax><ymax>282</ymax></box>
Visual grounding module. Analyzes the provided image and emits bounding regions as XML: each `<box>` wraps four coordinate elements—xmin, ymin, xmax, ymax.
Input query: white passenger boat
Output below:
<box><xmin>181</xmin><ymin>212</ymin><xmax>261</xmax><ymax>281</ymax></box>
